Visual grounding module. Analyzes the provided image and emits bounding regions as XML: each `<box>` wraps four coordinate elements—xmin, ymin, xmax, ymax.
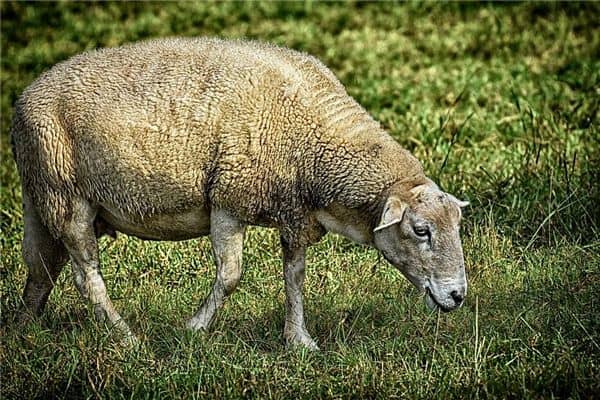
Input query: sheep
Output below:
<box><xmin>11</xmin><ymin>37</ymin><xmax>468</xmax><ymax>349</ymax></box>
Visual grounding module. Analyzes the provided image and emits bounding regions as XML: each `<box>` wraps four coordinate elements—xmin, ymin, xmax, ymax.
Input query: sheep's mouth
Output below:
<box><xmin>425</xmin><ymin>288</ymin><xmax>452</xmax><ymax>313</ymax></box>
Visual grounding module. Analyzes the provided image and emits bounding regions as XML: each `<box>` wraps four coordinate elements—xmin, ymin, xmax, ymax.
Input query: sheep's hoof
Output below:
<box><xmin>120</xmin><ymin>333</ymin><xmax>139</xmax><ymax>348</ymax></box>
<box><xmin>16</xmin><ymin>310</ymin><xmax>36</xmax><ymax>325</ymax></box>
<box><xmin>186</xmin><ymin>317</ymin><xmax>211</xmax><ymax>332</ymax></box>
<box><xmin>285</xmin><ymin>333</ymin><xmax>320</xmax><ymax>351</ymax></box>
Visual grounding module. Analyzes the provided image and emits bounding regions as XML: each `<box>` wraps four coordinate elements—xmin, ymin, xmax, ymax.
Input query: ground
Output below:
<box><xmin>0</xmin><ymin>2</ymin><xmax>598</xmax><ymax>399</ymax></box>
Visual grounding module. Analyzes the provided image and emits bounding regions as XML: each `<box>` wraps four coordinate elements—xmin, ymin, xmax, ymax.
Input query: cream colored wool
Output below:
<box><xmin>11</xmin><ymin>37</ymin><xmax>424</xmax><ymax>246</ymax></box>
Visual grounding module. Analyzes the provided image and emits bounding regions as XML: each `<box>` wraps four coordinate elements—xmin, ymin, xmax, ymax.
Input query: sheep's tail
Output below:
<box><xmin>11</xmin><ymin>100</ymin><xmax>77</xmax><ymax>238</ymax></box>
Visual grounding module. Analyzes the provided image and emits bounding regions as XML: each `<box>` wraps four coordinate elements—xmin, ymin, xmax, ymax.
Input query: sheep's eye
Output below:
<box><xmin>413</xmin><ymin>225</ymin><xmax>430</xmax><ymax>238</ymax></box>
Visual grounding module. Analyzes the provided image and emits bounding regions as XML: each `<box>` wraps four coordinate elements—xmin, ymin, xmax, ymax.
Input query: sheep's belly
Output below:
<box><xmin>98</xmin><ymin>205</ymin><xmax>211</xmax><ymax>241</ymax></box>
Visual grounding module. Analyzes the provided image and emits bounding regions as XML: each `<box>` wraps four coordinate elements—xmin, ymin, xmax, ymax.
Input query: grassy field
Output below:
<box><xmin>1</xmin><ymin>2</ymin><xmax>599</xmax><ymax>399</ymax></box>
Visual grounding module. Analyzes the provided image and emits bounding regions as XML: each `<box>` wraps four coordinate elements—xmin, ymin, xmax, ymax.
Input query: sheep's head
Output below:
<box><xmin>373</xmin><ymin>181</ymin><xmax>468</xmax><ymax>312</ymax></box>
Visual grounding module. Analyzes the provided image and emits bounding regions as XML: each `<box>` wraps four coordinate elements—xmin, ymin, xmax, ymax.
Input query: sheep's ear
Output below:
<box><xmin>374</xmin><ymin>197</ymin><xmax>407</xmax><ymax>232</ymax></box>
<box><xmin>447</xmin><ymin>193</ymin><xmax>469</xmax><ymax>208</ymax></box>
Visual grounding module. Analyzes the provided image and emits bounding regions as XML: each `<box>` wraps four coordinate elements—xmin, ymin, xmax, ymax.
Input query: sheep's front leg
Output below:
<box><xmin>61</xmin><ymin>200</ymin><xmax>133</xmax><ymax>340</ymax></box>
<box><xmin>281</xmin><ymin>238</ymin><xmax>319</xmax><ymax>350</ymax></box>
<box><xmin>187</xmin><ymin>209</ymin><xmax>245</xmax><ymax>331</ymax></box>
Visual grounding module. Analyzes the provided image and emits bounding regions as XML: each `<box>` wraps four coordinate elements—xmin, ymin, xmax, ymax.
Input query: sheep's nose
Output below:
<box><xmin>450</xmin><ymin>290</ymin><xmax>464</xmax><ymax>304</ymax></box>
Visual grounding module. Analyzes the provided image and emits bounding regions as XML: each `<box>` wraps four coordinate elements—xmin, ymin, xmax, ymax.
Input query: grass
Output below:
<box><xmin>1</xmin><ymin>2</ymin><xmax>599</xmax><ymax>399</ymax></box>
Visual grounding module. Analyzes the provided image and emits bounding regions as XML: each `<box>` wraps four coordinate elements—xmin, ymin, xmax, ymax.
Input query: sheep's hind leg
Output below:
<box><xmin>281</xmin><ymin>237</ymin><xmax>319</xmax><ymax>350</ymax></box>
<box><xmin>187</xmin><ymin>209</ymin><xmax>245</xmax><ymax>331</ymax></box>
<box><xmin>20</xmin><ymin>193</ymin><xmax>69</xmax><ymax>320</ymax></box>
<box><xmin>61</xmin><ymin>198</ymin><xmax>134</xmax><ymax>340</ymax></box>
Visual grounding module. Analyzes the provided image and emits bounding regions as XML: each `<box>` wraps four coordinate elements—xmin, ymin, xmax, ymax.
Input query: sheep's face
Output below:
<box><xmin>373</xmin><ymin>183</ymin><xmax>468</xmax><ymax>312</ymax></box>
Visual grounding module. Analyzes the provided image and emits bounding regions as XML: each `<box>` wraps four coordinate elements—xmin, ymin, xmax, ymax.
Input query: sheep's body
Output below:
<box><xmin>13</xmin><ymin>37</ymin><xmax>422</xmax><ymax>244</ymax></box>
<box><xmin>12</xmin><ymin>38</ymin><xmax>466</xmax><ymax>349</ymax></box>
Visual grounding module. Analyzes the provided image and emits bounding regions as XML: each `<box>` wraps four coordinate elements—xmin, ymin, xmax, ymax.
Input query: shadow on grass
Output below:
<box><xmin>466</xmin><ymin>153</ymin><xmax>599</xmax><ymax>248</ymax></box>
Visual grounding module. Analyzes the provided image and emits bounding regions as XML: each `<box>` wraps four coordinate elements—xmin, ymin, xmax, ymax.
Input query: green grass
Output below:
<box><xmin>1</xmin><ymin>2</ymin><xmax>599</xmax><ymax>399</ymax></box>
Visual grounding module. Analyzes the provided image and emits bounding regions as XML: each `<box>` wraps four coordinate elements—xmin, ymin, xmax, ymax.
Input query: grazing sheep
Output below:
<box><xmin>11</xmin><ymin>37</ymin><xmax>468</xmax><ymax>349</ymax></box>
